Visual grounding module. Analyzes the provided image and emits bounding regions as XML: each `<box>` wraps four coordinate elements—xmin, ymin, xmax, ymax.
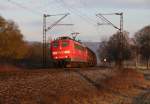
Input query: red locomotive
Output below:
<box><xmin>50</xmin><ymin>36</ymin><xmax>97</xmax><ymax>67</ymax></box>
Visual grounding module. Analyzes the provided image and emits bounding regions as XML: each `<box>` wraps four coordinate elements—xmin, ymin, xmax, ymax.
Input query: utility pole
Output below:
<box><xmin>43</xmin><ymin>13</ymin><xmax>73</xmax><ymax>67</ymax></box>
<box><xmin>96</xmin><ymin>12</ymin><xmax>124</xmax><ymax>66</ymax></box>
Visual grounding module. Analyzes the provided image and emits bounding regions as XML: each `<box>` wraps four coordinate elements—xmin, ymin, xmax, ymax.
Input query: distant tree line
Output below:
<box><xmin>0</xmin><ymin>15</ymin><xmax>53</xmax><ymax>68</ymax></box>
<box><xmin>98</xmin><ymin>26</ymin><xmax>150</xmax><ymax>69</ymax></box>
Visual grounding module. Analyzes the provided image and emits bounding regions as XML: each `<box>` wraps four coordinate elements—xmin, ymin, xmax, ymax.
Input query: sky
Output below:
<box><xmin>0</xmin><ymin>0</ymin><xmax>150</xmax><ymax>42</ymax></box>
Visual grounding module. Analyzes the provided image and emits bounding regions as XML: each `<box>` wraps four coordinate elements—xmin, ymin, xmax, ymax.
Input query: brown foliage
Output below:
<box><xmin>26</xmin><ymin>42</ymin><xmax>43</xmax><ymax>63</ymax></box>
<box><xmin>0</xmin><ymin>16</ymin><xmax>28</xmax><ymax>63</ymax></box>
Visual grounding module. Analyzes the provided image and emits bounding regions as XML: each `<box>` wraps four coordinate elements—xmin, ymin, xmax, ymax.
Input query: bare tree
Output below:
<box><xmin>135</xmin><ymin>25</ymin><xmax>150</xmax><ymax>70</ymax></box>
<box><xmin>98</xmin><ymin>31</ymin><xmax>132</xmax><ymax>68</ymax></box>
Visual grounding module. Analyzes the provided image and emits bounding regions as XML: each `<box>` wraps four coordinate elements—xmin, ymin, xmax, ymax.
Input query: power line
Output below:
<box><xmin>55</xmin><ymin>0</ymin><xmax>100</xmax><ymax>38</ymax></box>
<box><xmin>56</xmin><ymin>0</ymin><xmax>96</xmax><ymax>25</ymax></box>
<box><xmin>43</xmin><ymin>13</ymin><xmax>72</xmax><ymax>67</ymax></box>
<box><xmin>7</xmin><ymin>0</ymin><xmax>42</xmax><ymax>15</ymax></box>
<box><xmin>70</xmin><ymin>7</ymin><xmax>96</xmax><ymax>24</ymax></box>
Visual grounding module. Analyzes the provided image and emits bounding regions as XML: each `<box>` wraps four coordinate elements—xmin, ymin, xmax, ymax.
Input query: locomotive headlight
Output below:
<box><xmin>52</xmin><ymin>51</ymin><xmax>58</xmax><ymax>55</ymax></box>
<box><xmin>64</xmin><ymin>50</ymin><xmax>70</xmax><ymax>54</ymax></box>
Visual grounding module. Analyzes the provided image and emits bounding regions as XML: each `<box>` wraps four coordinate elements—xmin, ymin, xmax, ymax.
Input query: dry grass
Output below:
<box><xmin>0</xmin><ymin>65</ymin><xmax>20</xmax><ymax>72</ymax></box>
<box><xmin>0</xmin><ymin>66</ymin><xmax>149</xmax><ymax>104</ymax></box>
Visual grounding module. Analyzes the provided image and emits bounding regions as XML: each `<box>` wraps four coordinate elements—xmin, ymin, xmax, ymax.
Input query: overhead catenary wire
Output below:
<box><xmin>96</xmin><ymin>14</ymin><xmax>120</xmax><ymax>30</ymax></box>
<box><xmin>8</xmin><ymin>0</ymin><xmax>98</xmax><ymax>30</ymax></box>
<box><xmin>7</xmin><ymin>0</ymin><xmax>100</xmax><ymax>41</ymax></box>
<box><xmin>56</xmin><ymin>0</ymin><xmax>96</xmax><ymax>25</ymax></box>
<box><xmin>7</xmin><ymin>0</ymin><xmax>42</xmax><ymax>15</ymax></box>
<box><xmin>56</xmin><ymin>0</ymin><xmax>100</xmax><ymax>39</ymax></box>
<box><xmin>7</xmin><ymin>0</ymin><xmax>97</xmax><ymax>27</ymax></box>
<box><xmin>68</xmin><ymin>14</ymin><xmax>75</xmax><ymax>33</ymax></box>
<box><xmin>69</xmin><ymin>7</ymin><xmax>96</xmax><ymax>24</ymax></box>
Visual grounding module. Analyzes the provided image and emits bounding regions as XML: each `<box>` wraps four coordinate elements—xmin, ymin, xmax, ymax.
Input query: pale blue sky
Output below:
<box><xmin>0</xmin><ymin>0</ymin><xmax>150</xmax><ymax>42</ymax></box>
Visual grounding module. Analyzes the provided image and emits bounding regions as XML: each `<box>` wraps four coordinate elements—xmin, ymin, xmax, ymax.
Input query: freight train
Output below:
<box><xmin>50</xmin><ymin>36</ymin><xmax>97</xmax><ymax>67</ymax></box>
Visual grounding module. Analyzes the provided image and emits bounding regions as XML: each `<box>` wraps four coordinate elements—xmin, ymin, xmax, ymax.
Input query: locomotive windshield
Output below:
<box><xmin>62</xmin><ymin>41</ymin><xmax>69</xmax><ymax>47</ymax></box>
<box><xmin>53</xmin><ymin>42</ymin><xmax>59</xmax><ymax>48</ymax></box>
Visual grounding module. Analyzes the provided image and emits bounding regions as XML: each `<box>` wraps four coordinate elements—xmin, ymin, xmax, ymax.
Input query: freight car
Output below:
<box><xmin>50</xmin><ymin>36</ymin><xmax>97</xmax><ymax>67</ymax></box>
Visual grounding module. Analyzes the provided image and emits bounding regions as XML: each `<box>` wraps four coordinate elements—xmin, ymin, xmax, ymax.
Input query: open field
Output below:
<box><xmin>0</xmin><ymin>66</ymin><xmax>150</xmax><ymax>104</ymax></box>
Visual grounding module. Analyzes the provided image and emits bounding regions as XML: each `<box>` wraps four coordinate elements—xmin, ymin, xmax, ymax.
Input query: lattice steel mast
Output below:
<box><xmin>43</xmin><ymin>13</ymin><xmax>73</xmax><ymax>67</ymax></box>
<box><xmin>96</xmin><ymin>13</ymin><xmax>124</xmax><ymax>65</ymax></box>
